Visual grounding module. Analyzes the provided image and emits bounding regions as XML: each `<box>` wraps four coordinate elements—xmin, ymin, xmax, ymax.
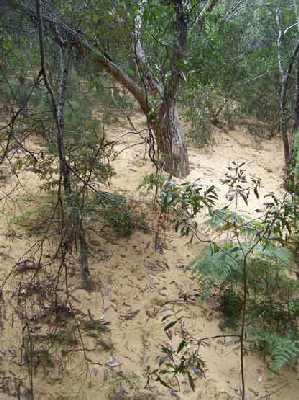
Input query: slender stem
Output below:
<box><xmin>240</xmin><ymin>254</ymin><xmax>248</xmax><ymax>400</ymax></box>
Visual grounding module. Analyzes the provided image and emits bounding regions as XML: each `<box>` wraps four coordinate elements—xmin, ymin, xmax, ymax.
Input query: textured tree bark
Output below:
<box><xmin>293</xmin><ymin>130</ymin><xmax>299</xmax><ymax>280</ymax></box>
<box><xmin>154</xmin><ymin>0</ymin><xmax>190</xmax><ymax>177</ymax></box>
<box><xmin>155</xmin><ymin>100</ymin><xmax>190</xmax><ymax>177</ymax></box>
<box><xmin>276</xmin><ymin>8</ymin><xmax>291</xmax><ymax>168</ymax></box>
<box><xmin>280</xmin><ymin>42</ymin><xmax>299</xmax><ymax>169</ymax></box>
<box><xmin>293</xmin><ymin>55</ymin><xmax>299</xmax><ymax>279</ymax></box>
<box><xmin>72</xmin><ymin>208</ymin><xmax>91</xmax><ymax>289</ymax></box>
<box><xmin>293</xmin><ymin>54</ymin><xmax>299</xmax><ymax>132</ymax></box>
<box><xmin>280</xmin><ymin>83</ymin><xmax>291</xmax><ymax>168</ymax></box>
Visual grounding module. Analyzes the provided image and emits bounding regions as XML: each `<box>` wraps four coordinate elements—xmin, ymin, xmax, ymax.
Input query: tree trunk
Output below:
<box><xmin>133</xmin><ymin>0</ymin><xmax>189</xmax><ymax>177</ymax></box>
<box><xmin>293</xmin><ymin>119</ymin><xmax>299</xmax><ymax>279</ymax></box>
<box><xmin>19</xmin><ymin>0</ymin><xmax>224</xmax><ymax>178</ymax></box>
<box><xmin>56</xmin><ymin>46</ymin><xmax>72</xmax><ymax>196</ymax></box>
<box><xmin>293</xmin><ymin>53</ymin><xmax>299</xmax><ymax>279</ymax></box>
<box><xmin>79</xmin><ymin>226</ymin><xmax>91</xmax><ymax>288</ymax></box>
<box><xmin>280</xmin><ymin>80</ymin><xmax>291</xmax><ymax>168</ymax></box>
<box><xmin>151</xmin><ymin>0</ymin><xmax>190</xmax><ymax>178</ymax></box>
<box><xmin>36</xmin><ymin>0</ymin><xmax>92</xmax><ymax>287</ymax></box>
<box><xmin>155</xmin><ymin>100</ymin><xmax>190</xmax><ymax>178</ymax></box>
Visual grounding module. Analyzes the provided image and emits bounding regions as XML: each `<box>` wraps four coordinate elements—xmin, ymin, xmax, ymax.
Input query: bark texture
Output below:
<box><xmin>155</xmin><ymin>101</ymin><xmax>190</xmax><ymax>177</ymax></box>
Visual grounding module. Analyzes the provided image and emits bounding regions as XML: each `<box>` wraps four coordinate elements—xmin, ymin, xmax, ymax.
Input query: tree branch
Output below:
<box><xmin>133</xmin><ymin>0</ymin><xmax>162</xmax><ymax>97</ymax></box>
<box><xmin>17</xmin><ymin>0</ymin><xmax>149</xmax><ymax>114</ymax></box>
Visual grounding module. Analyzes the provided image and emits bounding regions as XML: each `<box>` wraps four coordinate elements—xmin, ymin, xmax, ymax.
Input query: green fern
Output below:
<box><xmin>208</xmin><ymin>208</ymin><xmax>262</xmax><ymax>237</ymax></box>
<box><xmin>193</xmin><ymin>203</ymin><xmax>298</xmax><ymax>371</ymax></box>
<box><xmin>192</xmin><ymin>243</ymin><xmax>243</xmax><ymax>298</ymax></box>
<box><xmin>253</xmin><ymin>331</ymin><xmax>299</xmax><ymax>372</ymax></box>
<box><xmin>253</xmin><ymin>243</ymin><xmax>293</xmax><ymax>267</ymax></box>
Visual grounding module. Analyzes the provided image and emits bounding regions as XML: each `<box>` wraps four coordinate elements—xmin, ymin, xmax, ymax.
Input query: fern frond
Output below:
<box><xmin>192</xmin><ymin>243</ymin><xmax>244</xmax><ymax>297</ymax></box>
<box><xmin>253</xmin><ymin>243</ymin><xmax>293</xmax><ymax>267</ymax></box>
<box><xmin>208</xmin><ymin>208</ymin><xmax>262</xmax><ymax>238</ymax></box>
<box><xmin>253</xmin><ymin>331</ymin><xmax>299</xmax><ymax>372</ymax></box>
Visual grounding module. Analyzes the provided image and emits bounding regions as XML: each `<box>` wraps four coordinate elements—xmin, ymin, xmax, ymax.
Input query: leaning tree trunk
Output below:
<box><xmin>18</xmin><ymin>0</ymin><xmax>219</xmax><ymax>178</ymax></box>
<box><xmin>155</xmin><ymin>100</ymin><xmax>190</xmax><ymax>178</ymax></box>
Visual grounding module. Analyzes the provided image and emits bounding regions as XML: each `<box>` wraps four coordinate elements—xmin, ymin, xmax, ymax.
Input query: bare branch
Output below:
<box><xmin>283</xmin><ymin>21</ymin><xmax>299</xmax><ymax>36</ymax></box>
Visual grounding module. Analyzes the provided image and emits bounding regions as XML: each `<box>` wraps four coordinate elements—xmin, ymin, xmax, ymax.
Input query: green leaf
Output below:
<box><xmin>164</xmin><ymin>320</ymin><xmax>178</xmax><ymax>331</ymax></box>
<box><xmin>177</xmin><ymin>340</ymin><xmax>187</xmax><ymax>354</ymax></box>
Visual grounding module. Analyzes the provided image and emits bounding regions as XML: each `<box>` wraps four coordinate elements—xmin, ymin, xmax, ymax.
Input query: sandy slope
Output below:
<box><xmin>0</xmin><ymin>114</ymin><xmax>298</xmax><ymax>400</ymax></box>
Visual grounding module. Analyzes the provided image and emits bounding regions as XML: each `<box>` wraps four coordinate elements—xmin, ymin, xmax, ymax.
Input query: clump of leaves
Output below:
<box><xmin>153</xmin><ymin>178</ymin><xmax>218</xmax><ymax>238</ymax></box>
<box><xmin>221</xmin><ymin>161</ymin><xmax>261</xmax><ymax>205</ymax></box>
<box><xmin>138</xmin><ymin>173</ymin><xmax>167</xmax><ymax>197</ymax></box>
<box><xmin>146</xmin><ymin>314</ymin><xmax>206</xmax><ymax>393</ymax></box>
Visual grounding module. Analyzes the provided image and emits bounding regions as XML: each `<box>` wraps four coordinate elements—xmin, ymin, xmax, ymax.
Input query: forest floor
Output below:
<box><xmin>0</xmin><ymin>113</ymin><xmax>298</xmax><ymax>399</ymax></box>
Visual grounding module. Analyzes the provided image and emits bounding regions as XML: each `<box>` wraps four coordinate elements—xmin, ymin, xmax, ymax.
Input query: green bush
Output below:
<box><xmin>192</xmin><ymin>205</ymin><xmax>299</xmax><ymax>371</ymax></box>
